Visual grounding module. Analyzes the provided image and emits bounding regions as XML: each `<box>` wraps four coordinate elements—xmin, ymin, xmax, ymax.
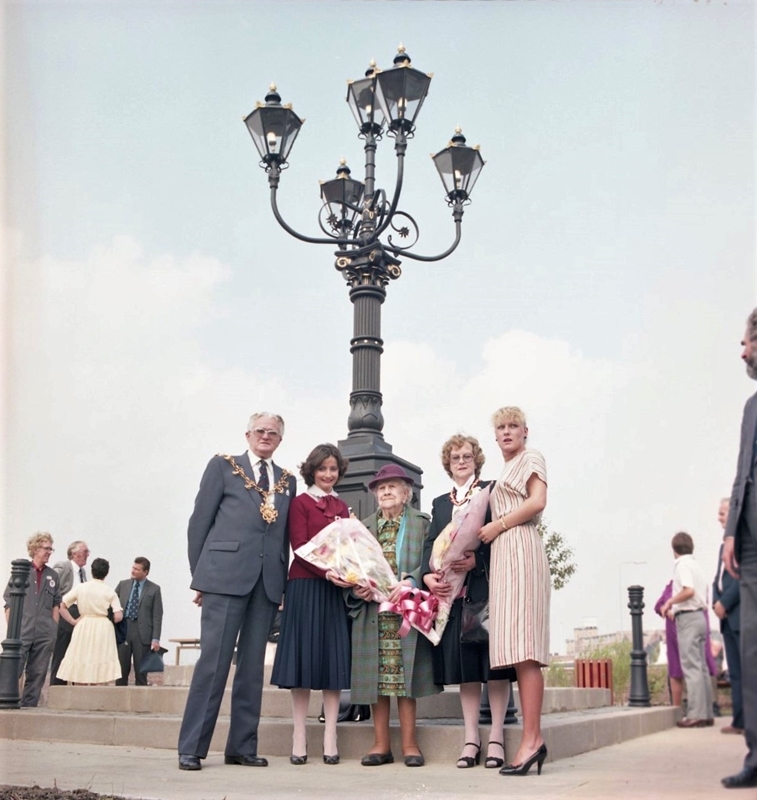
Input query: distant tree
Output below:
<box><xmin>538</xmin><ymin>520</ymin><xmax>577</xmax><ymax>591</ymax></box>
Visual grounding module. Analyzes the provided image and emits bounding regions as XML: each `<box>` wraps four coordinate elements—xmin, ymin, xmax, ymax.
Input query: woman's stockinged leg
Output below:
<box><xmin>368</xmin><ymin>696</ymin><xmax>392</xmax><ymax>753</ymax></box>
<box><xmin>512</xmin><ymin>660</ymin><xmax>544</xmax><ymax>764</ymax></box>
<box><xmin>397</xmin><ymin>696</ymin><xmax>420</xmax><ymax>756</ymax></box>
<box><xmin>458</xmin><ymin>682</ymin><xmax>482</xmax><ymax>762</ymax></box>
<box><xmin>321</xmin><ymin>689</ymin><xmax>340</xmax><ymax>757</ymax></box>
<box><xmin>487</xmin><ymin>678</ymin><xmax>511</xmax><ymax>761</ymax></box>
<box><xmin>290</xmin><ymin>688</ymin><xmax>310</xmax><ymax>757</ymax></box>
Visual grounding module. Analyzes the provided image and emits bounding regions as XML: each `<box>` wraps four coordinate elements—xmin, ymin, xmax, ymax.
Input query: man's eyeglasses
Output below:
<box><xmin>251</xmin><ymin>428</ymin><xmax>281</xmax><ymax>439</ymax></box>
<box><xmin>39</xmin><ymin>546</ymin><xmax>55</xmax><ymax>552</ymax></box>
<box><xmin>450</xmin><ymin>455</ymin><xmax>474</xmax><ymax>463</ymax></box>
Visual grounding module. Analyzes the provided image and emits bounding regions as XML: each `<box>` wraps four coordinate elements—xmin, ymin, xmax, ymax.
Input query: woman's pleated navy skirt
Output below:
<box><xmin>271</xmin><ymin>577</ymin><xmax>351</xmax><ymax>690</ymax></box>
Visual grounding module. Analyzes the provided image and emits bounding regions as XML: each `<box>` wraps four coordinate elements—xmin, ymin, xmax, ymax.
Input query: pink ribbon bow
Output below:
<box><xmin>379</xmin><ymin>585</ymin><xmax>439</xmax><ymax>638</ymax></box>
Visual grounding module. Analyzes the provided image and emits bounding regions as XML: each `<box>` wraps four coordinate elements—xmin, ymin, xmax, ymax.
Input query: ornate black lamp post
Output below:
<box><xmin>0</xmin><ymin>559</ymin><xmax>31</xmax><ymax>709</ymax></box>
<box><xmin>244</xmin><ymin>46</ymin><xmax>485</xmax><ymax>516</ymax></box>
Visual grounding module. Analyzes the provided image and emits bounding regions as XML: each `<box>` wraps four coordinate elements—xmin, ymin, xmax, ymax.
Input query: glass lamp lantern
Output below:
<box><xmin>244</xmin><ymin>84</ymin><xmax>304</xmax><ymax>168</ymax></box>
<box><xmin>320</xmin><ymin>160</ymin><xmax>365</xmax><ymax>236</ymax></box>
<box><xmin>432</xmin><ymin>128</ymin><xmax>485</xmax><ymax>202</ymax></box>
<box><xmin>374</xmin><ymin>46</ymin><xmax>432</xmax><ymax>135</ymax></box>
<box><xmin>346</xmin><ymin>62</ymin><xmax>386</xmax><ymax>136</ymax></box>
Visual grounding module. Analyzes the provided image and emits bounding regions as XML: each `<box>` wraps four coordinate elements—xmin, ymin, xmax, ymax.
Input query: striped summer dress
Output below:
<box><xmin>488</xmin><ymin>448</ymin><xmax>550</xmax><ymax>668</ymax></box>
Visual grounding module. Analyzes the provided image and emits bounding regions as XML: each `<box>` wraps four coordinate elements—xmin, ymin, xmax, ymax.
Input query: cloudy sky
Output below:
<box><xmin>2</xmin><ymin>0</ymin><xmax>755</xmax><ymax>656</ymax></box>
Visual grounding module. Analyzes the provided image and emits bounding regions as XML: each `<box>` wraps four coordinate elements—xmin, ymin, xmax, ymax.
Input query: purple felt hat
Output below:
<box><xmin>368</xmin><ymin>464</ymin><xmax>415</xmax><ymax>491</ymax></box>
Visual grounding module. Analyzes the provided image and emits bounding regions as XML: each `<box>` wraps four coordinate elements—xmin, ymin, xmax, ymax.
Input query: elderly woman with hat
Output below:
<box><xmin>346</xmin><ymin>464</ymin><xmax>439</xmax><ymax>768</ymax></box>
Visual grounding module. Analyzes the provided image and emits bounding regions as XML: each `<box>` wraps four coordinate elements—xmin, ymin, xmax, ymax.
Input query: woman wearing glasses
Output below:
<box><xmin>479</xmin><ymin>406</ymin><xmax>549</xmax><ymax>776</ymax></box>
<box><xmin>271</xmin><ymin>443</ymin><xmax>352</xmax><ymax>765</ymax></box>
<box><xmin>422</xmin><ymin>435</ymin><xmax>515</xmax><ymax>769</ymax></box>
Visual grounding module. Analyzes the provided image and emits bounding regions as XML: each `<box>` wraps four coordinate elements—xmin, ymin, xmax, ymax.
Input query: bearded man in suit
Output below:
<box><xmin>115</xmin><ymin>557</ymin><xmax>163</xmax><ymax>686</ymax></box>
<box><xmin>177</xmin><ymin>412</ymin><xmax>296</xmax><ymax>771</ymax></box>
<box><xmin>722</xmin><ymin>308</ymin><xmax>757</xmax><ymax>789</ymax></box>
<box><xmin>50</xmin><ymin>540</ymin><xmax>90</xmax><ymax>685</ymax></box>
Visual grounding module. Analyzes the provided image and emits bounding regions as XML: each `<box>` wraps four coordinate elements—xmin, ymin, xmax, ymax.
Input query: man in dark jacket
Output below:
<box><xmin>177</xmin><ymin>412</ymin><xmax>296</xmax><ymax>771</ymax></box>
<box><xmin>713</xmin><ymin>497</ymin><xmax>743</xmax><ymax>735</ymax></box>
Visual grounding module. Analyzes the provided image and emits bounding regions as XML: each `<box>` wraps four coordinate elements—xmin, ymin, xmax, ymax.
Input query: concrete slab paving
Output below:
<box><xmin>0</xmin><ymin>718</ymin><xmax>748</xmax><ymax>800</ymax></box>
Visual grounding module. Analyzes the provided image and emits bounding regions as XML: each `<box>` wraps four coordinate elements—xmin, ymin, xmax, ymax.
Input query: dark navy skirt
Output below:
<box><xmin>434</xmin><ymin>597</ymin><xmax>516</xmax><ymax>685</ymax></box>
<box><xmin>271</xmin><ymin>577</ymin><xmax>351</xmax><ymax>690</ymax></box>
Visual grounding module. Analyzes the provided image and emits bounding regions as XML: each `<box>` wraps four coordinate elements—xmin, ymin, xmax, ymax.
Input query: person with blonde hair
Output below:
<box><xmin>3</xmin><ymin>532</ymin><xmax>63</xmax><ymax>706</ymax></box>
<box><xmin>479</xmin><ymin>407</ymin><xmax>549</xmax><ymax>776</ymax></box>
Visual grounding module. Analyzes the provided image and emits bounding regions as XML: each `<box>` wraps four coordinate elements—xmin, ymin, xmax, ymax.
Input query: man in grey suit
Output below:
<box><xmin>50</xmin><ymin>540</ymin><xmax>90</xmax><ymax>685</ymax></box>
<box><xmin>115</xmin><ymin>557</ymin><xmax>163</xmax><ymax>686</ymax></box>
<box><xmin>177</xmin><ymin>412</ymin><xmax>296</xmax><ymax>771</ymax></box>
<box><xmin>722</xmin><ymin>307</ymin><xmax>757</xmax><ymax>789</ymax></box>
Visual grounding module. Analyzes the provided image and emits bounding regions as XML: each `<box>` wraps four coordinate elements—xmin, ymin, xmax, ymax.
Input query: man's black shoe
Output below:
<box><xmin>722</xmin><ymin>767</ymin><xmax>757</xmax><ymax>789</ymax></box>
<box><xmin>178</xmin><ymin>755</ymin><xmax>201</xmax><ymax>771</ymax></box>
<box><xmin>224</xmin><ymin>754</ymin><xmax>268</xmax><ymax>767</ymax></box>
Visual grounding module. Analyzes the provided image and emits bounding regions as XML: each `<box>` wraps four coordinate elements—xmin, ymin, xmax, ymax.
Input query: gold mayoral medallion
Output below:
<box><xmin>219</xmin><ymin>454</ymin><xmax>292</xmax><ymax>524</ymax></box>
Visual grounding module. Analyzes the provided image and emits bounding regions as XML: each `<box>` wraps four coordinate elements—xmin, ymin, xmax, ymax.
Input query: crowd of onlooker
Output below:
<box><xmin>3</xmin><ymin>534</ymin><xmax>163</xmax><ymax>706</ymax></box>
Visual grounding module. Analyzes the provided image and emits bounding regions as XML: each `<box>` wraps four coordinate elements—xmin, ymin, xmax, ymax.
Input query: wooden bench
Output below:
<box><xmin>169</xmin><ymin>638</ymin><xmax>201</xmax><ymax>665</ymax></box>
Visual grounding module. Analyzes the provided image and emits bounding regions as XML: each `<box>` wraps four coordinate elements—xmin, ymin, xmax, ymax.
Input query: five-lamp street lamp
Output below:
<box><xmin>244</xmin><ymin>45</ymin><xmax>485</xmax><ymax>516</ymax></box>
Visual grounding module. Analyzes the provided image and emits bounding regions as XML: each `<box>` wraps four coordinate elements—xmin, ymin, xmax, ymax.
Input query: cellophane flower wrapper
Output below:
<box><xmin>295</xmin><ymin>516</ymin><xmax>440</xmax><ymax>644</ymax></box>
<box><xmin>428</xmin><ymin>483</ymin><xmax>492</xmax><ymax>641</ymax></box>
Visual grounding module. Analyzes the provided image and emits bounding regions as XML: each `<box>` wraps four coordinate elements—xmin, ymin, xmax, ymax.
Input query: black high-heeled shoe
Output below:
<box><xmin>456</xmin><ymin>741</ymin><xmax>481</xmax><ymax>768</ymax></box>
<box><xmin>289</xmin><ymin>753</ymin><xmax>307</xmax><ymax>765</ymax></box>
<box><xmin>499</xmin><ymin>743</ymin><xmax>547</xmax><ymax>776</ymax></box>
<box><xmin>485</xmin><ymin>740</ymin><xmax>505</xmax><ymax>769</ymax></box>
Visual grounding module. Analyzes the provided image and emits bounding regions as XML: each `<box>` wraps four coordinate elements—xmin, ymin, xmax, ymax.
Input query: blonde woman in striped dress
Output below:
<box><xmin>479</xmin><ymin>406</ymin><xmax>549</xmax><ymax>776</ymax></box>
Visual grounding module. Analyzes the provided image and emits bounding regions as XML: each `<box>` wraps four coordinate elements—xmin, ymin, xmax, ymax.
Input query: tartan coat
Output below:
<box><xmin>345</xmin><ymin>505</ymin><xmax>441</xmax><ymax>705</ymax></box>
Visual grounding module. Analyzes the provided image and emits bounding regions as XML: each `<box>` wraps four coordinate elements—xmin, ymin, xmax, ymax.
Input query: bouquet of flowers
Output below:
<box><xmin>296</xmin><ymin>516</ymin><xmax>439</xmax><ymax>644</ymax></box>
<box><xmin>428</xmin><ymin>483</ymin><xmax>492</xmax><ymax>641</ymax></box>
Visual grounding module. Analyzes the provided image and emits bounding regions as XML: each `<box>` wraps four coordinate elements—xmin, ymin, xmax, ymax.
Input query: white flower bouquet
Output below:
<box><xmin>296</xmin><ymin>516</ymin><xmax>440</xmax><ymax>643</ymax></box>
<box><xmin>428</xmin><ymin>483</ymin><xmax>492</xmax><ymax>641</ymax></box>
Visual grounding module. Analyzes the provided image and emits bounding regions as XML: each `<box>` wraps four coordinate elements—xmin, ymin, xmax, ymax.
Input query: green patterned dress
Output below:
<box><xmin>376</xmin><ymin>514</ymin><xmax>407</xmax><ymax>696</ymax></box>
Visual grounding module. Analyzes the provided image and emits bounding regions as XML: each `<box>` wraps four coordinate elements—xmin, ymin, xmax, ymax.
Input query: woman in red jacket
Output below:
<box><xmin>271</xmin><ymin>443</ymin><xmax>352</xmax><ymax>765</ymax></box>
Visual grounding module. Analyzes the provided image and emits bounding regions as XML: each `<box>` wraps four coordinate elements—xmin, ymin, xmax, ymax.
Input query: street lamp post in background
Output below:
<box><xmin>244</xmin><ymin>45</ymin><xmax>486</xmax><ymax>517</ymax></box>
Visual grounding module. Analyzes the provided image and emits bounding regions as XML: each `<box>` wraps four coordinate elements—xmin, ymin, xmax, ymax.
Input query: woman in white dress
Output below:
<box><xmin>479</xmin><ymin>406</ymin><xmax>549</xmax><ymax>776</ymax></box>
<box><xmin>57</xmin><ymin>557</ymin><xmax>123</xmax><ymax>685</ymax></box>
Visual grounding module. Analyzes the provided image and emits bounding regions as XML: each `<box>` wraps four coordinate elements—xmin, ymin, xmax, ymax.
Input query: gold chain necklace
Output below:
<box><xmin>450</xmin><ymin>478</ymin><xmax>480</xmax><ymax>507</ymax></box>
<box><xmin>219</xmin><ymin>454</ymin><xmax>292</xmax><ymax>524</ymax></box>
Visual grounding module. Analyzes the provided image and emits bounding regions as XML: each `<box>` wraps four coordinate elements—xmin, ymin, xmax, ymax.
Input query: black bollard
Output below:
<box><xmin>479</xmin><ymin>681</ymin><xmax>491</xmax><ymax>724</ymax></box>
<box><xmin>0</xmin><ymin>559</ymin><xmax>31</xmax><ymax>709</ymax></box>
<box><xmin>627</xmin><ymin>584</ymin><xmax>650</xmax><ymax>707</ymax></box>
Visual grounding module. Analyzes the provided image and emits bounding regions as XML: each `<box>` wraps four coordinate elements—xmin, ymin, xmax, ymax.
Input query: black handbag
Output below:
<box><xmin>460</xmin><ymin>560</ymin><xmax>490</xmax><ymax>644</ymax></box>
<box><xmin>460</xmin><ymin>596</ymin><xmax>489</xmax><ymax>643</ymax></box>
<box><xmin>318</xmin><ymin>690</ymin><xmax>371</xmax><ymax>722</ymax></box>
